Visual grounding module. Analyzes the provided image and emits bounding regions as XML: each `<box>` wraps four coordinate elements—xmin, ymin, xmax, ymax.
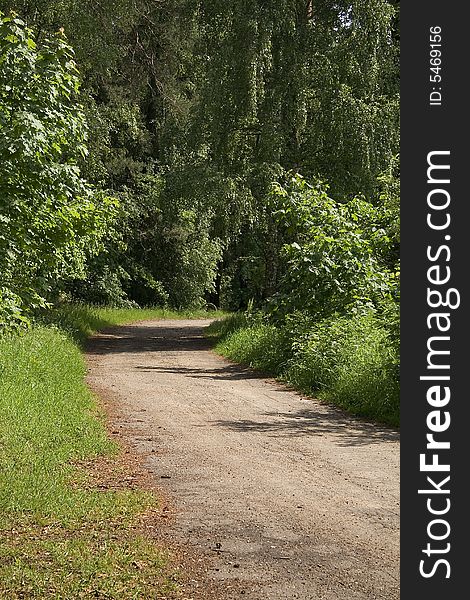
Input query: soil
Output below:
<box><xmin>86</xmin><ymin>319</ymin><xmax>400</xmax><ymax>600</ymax></box>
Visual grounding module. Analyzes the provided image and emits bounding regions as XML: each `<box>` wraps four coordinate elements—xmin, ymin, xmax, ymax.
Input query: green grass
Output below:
<box><xmin>285</xmin><ymin>313</ymin><xmax>399</xmax><ymax>425</ymax></box>
<box><xmin>207</xmin><ymin>311</ymin><xmax>399</xmax><ymax>427</ymax></box>
<box><xmin>212</xmin><ymin>323</ymin><xmax>291</xmax><ymax>374</ymax></box>
<box><xmin>0</xmin><ymin>304</ymin><xmax>207</xmax><ymax>598</ymax></box>
<box><xmin>0</xmin><ymin>531</ymin><xmax>179</xmax><ymax>599</ymax></box>
<box><xmin>0</xmin><ymin>326</ymin><xmax>150</xmax><ymax>525</ymax></box>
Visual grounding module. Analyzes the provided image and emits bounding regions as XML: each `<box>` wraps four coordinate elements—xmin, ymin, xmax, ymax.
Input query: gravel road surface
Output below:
<box><xmin>86</xmin><ymin>319</ymin><xmax>399</xmax><ymax>600</ymax></box>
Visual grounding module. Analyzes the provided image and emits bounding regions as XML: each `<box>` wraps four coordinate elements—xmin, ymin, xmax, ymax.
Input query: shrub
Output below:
<box><xmin>269</xmin><ymin>174</ymin><xmax>398</xmax><ymax>319</ymax></box>
<box><xmin>209</xmin><ymin>308</ymin><xmax>399</xmax><ymax>426</ymax></box>
<box><xmin>0</xmin><ymin>13</ymin><xmax>117</xmax><ymax>329</ymax></box>
<box><xmin>285</xmin><ymin>310</ymin><xmax>399</xmax><ymax>425</ymax></box>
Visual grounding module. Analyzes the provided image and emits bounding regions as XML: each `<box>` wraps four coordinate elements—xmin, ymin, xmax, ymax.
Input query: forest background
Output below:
<box><xmin>0</xmin><ymin>0</ymin><xmax>400</xmax><ymax>424</ymax></box>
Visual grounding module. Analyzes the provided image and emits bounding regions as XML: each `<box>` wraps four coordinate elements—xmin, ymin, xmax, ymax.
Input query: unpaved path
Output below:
<box><xmin>86</xmin><ymin>319</ymin><xmax>399</xmax><ymax>600</ymax></box>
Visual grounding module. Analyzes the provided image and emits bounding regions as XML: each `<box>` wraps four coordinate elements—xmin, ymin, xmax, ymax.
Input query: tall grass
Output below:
<box><xmin>207</xmin><ymin>310</ymin><xmax>399</xmax><ymax>426</ymax></box>
<box><xmin>212</xmin><ymin>323</ymin><xmax>291</xmax><ymax>374</ymax></box>
<box><xmin>285</xmin><ymin>313</ymin><xmax>399</xmax><ymax>425</ymax></box>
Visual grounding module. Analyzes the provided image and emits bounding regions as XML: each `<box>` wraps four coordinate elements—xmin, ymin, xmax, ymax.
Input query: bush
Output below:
<box><xmin>217</xmin><ymin>323</ymin><xmax>292</xmax><ymax>374</ymax></box>
<box><xmin>269</xmin><ymin>174</ymin><xmax>398</xmax><ymax>319</ymax></box>
<box><xmin>0</xmin><ymin>13</ymin><xmax>117</xmax><ymax>329</ymax></box>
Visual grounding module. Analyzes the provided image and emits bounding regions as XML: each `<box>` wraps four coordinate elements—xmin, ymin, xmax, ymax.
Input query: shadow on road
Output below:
<box><xmin>87</xmin><ymin>324</ymin><xmax>212</xmax><ymax>355</ymax></box>
<box><xmin>87</xmin><ymin>322</ymin><xmax>399</xmax><ymax>448</ymax></box>
<box><xmin>211</xmin><ymin>408</ymin><xmax>399</xmax><ymax>447</ymax></box>
<box><xmin>134</xmin><ymin>363</ymin><xmax>265</xmax><ymax>381</ymax></box>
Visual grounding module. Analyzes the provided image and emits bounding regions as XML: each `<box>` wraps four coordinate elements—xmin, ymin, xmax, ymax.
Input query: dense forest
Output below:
<box><xmin>1</xmin><ymin>0</ymin><xmax>399</xmax><ymax>421</ymax></box>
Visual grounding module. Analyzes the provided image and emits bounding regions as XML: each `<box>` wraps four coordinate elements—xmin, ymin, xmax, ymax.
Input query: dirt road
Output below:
<box><xmin>86</xmin><ymin>319</ymin><xmax>399</xmax><ymax>600</ymax></box>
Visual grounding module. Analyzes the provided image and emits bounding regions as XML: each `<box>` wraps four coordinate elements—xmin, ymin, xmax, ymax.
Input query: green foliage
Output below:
<box><xmin>0</xmin><ymin>287</ymin><xmax>29</xmax><ymax>331</ymax></box>
<box><xmin>188</xmin><ymin>0</ymin><xmax>399</xmax><ymax>198</ymax></box>
<box><xmin>0</xmin><ymin>12</ymin><xmax>117</xmax><ymax>329</ymax></box>
<box><xmin>1</xmin><ymin>1</ymin><xmax>399</xmax><ymax>314</ymax></box>
<box><xmin>376</xmin><ymin>153</ymin><xmax>400</xmax><ymax>268</ymax></box>
<box><xmin>134</xmin><ymin>172</ymin><xmax>223</xmax><ymax>309</ymax></box>
<box><xmin>269</xmin><ymin>174</ymin><xmax>399</xmax><ymax>317</ymax></box>
<box><xmin>285</xmin><ymin>309</ymin><xmax>399</xmax><ymax>425</ymax></box>
<box><xmin>209</xmin><ymin>307</ymin><xmax>399</xmax><ymax>426</ymax></box>
<box><xmin>70</xmin><ymin>171</ymin><xmax>225</xmax><ymax>309</ymax></box>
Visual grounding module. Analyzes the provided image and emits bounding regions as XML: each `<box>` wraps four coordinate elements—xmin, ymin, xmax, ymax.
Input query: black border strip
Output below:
<box><xmin>401</xmin><ymin>3</ymin><xmax>468</xmax><ymax>597</ymax></box>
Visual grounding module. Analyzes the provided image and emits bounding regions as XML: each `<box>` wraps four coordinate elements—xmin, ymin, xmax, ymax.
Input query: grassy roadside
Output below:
<box><xmin>0</xmin><ymin>304</ymin><xmax>220</xmax><ymax>598</ymax></box>
<box><xmin>206</xmin><ymin>313</ymin><xmax>399</xmax><ymax>427</ymax></box>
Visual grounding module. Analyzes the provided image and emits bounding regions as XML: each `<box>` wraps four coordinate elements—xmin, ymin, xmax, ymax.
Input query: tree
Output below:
<box><xmin>1</xmin><ymin>1</ymin><xmax>399</xmax><ymax>312</ymax></box>
<box><xmin>0</xmin><ymin>12</ymin><xmax>116</xmax><ymax>328</ymax></box>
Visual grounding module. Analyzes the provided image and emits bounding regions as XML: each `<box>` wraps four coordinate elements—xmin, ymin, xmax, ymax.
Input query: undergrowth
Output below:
<box><xmin>207</xmin><ymin>310</ymin><xmax>399</xmax><ymax>427</ymax></box>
